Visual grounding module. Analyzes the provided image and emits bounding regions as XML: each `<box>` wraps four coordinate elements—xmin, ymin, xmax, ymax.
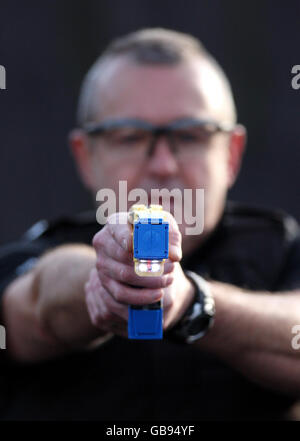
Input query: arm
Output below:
<box><xmin>82</xmin><ymin>211</ymin><xmax>300</xmax><ymax>396</ymax></box>
<box><xmin>197</xmin><ymin>282</ymin><xmax>300</xmax><ymax>395</ymax></box>
<box><xmin>2</xmin><ymin>244</ymin><xmax>107</xmax><ymax>363</ymax></box>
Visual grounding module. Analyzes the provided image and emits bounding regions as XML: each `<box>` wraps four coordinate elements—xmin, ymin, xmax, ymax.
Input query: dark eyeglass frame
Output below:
<box><xmin>82</xmin><ymin>117</ymin><xmax>235</xmax><ymax>156</ymax></box>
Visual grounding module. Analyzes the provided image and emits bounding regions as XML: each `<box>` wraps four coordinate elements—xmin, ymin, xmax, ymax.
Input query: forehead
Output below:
<box><xmin>93</xmin><ymin>56</ymin><xmax>231</xmax><ymax>123</ymax></box>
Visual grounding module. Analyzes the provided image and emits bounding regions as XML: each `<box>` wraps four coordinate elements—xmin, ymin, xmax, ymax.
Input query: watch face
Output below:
<box><xmin>187</xmin><ymin>316</ymin><xmax>211</xmax><ymax>336</ymax></box>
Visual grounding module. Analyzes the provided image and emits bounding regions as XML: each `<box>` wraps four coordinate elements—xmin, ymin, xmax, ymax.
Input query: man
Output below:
<box><xmin>0</xmin><ymin>28</ymin><xmax>300</xmax><ymax>420</ymax></box>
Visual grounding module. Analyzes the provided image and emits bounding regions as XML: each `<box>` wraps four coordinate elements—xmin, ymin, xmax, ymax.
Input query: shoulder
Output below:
<box><xmin>202</xmin><ymin>201</ymin><xmax>300</xmax><ymax>290</ymax></box>
<box><xmin>223</xmin><ymin>201</ymin><xmax>299</xmax><ymax>242</ymax></box>
<box><xmin>22</xmin><ymin>210</ymin><xmax>100</xmax><ymax>244</ymax></box>
<box><xmin>0</xmin><ymin>210</ymin><xmax>100</xmax><ymax>266</ymax></box>
<box><xmin>0</xmin><ymin>211</ymin><xmax>101</xmax><ymax>297</ymax></box>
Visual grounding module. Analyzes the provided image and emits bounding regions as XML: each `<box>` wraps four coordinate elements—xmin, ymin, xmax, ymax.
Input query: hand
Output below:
<box><xmin>85</xmin><ymin>211</ymin><xmax>195</xmax><ymax>337</ymax></box>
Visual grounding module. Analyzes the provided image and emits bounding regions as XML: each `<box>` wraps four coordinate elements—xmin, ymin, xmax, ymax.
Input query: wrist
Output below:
<box><xmin>178</xmin><ymin>275</ymin><xmax>197</xmax><ymax>320</ymax></box>
<box><xmin>166</xmin><ymin>271</ymin><xmax>215</xmax><ymax>344</ymax></box>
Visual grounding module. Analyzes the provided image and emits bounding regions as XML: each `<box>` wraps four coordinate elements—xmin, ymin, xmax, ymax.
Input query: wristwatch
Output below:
<box><xmin>167</xmin><ymin>270</ymin><xmax>215</xmax><ymax>344</ymax></box>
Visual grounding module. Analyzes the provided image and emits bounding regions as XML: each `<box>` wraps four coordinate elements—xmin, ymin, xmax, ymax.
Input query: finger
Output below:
<box><xmin>85</xmin><ymin>269</ymin><xmax>100</xmax><ymax>319</ymax></box>
<box><xmin>92</xmin><ymin>212</ymin><xmax>133</xmax><ymax>256</ymax></box>
<box><xmin>163</xmin><ymin>259</ymin><xmax>176</xmax><ymax>274</ymax></box>
<box><xmin>86</xmin><ymin>278</ymin><xmax>129</xmax><ymax>328</ymax></box>
<box><xmin>85</xmin><ymin>288</ymin><xmax>98</xmax><ymax>323</ymax></box>
<box><xmin>161</xmin><ymin>211</ymin><xmax>182</xmax><ymax>262</ymax></box>
<box><xmin>161</xmin><ymin>290</ymin><xmax>174</xmax><ymax>313</ymax></box>
<box><xmin>94</xmin><ymin>210</ymin><xmax>182</xmax><ymax>262</ymax></box>
<box><xmin>98</xmin><ymin>235</ymin><xmax>175</xmax><ymax>274</ymax></box>
<box><xmin>96</xmin><ymin>254</ymin><xmax>174</xmax><ymax>289</ymax></box>
<box><xmin>97</xmin><ymin>232</ymin><xmax>134</xmax><ymax>265</ymax></box>
<box><xmin>99</xmin><ymin>273</ymin><xmax>163</xmax><ymax>305</ymax></box>
<box><xmin>107</xmin><ymin>212</ymin><xmax>133</xmax><ymax>253</ymax></box>
<box><xmin>100</xmin><ymin>285</ymin><xmax>129</xmax><ymax>322</ymax></box>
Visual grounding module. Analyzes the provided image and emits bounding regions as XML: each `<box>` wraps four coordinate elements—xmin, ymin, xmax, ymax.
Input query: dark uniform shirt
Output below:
<box><xmin>0</xmin><ymin>201</ymin><xmax>299</xmax><ymax>420</ymax></box>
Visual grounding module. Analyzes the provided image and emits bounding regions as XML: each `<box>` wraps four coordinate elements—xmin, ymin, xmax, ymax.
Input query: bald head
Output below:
<box><xmin>76</xmin><ymin>28</ymin><xmax>237</xmax><ymax>127</ymax></box>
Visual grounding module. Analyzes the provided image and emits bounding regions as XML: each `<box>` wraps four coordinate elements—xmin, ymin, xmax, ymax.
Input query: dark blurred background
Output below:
<box><xmin>0</xmin><ymin>0</ymin><xmax>299</xmax><ymax>246</ymax></box>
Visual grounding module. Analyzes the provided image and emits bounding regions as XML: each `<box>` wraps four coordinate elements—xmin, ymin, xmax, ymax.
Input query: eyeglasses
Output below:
<box><xmin>82</xmin><ymin>117</ymin><xmax>235</xmax><ymax>161</ymax></box>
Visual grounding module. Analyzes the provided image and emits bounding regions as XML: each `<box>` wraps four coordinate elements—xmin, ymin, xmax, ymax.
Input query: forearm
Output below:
<box><xmin>3</xmin><ymin>243</ymin><xmax>108</xmax><ymax>362</ymax></box>
<box><xmin>198</xmin><ymin>282</ymin><xmax>300</xmax><ymax>394</ymax></box>
<box><xmin>34</xmin><ymin>244</ymin><xmax>106</xmax><ymax>348</ymax></box>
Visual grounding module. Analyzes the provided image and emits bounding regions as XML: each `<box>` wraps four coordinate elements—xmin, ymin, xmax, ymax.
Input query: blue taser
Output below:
<box><xmin>128</xmin><ymin>205</ymin><xmax>169</xmax><ymax>340</ymax></box>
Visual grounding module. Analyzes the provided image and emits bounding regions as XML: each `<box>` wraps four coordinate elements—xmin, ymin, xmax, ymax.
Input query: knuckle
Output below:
<box><xmin>114</xmin><ymin>285</ymin><xmax>124</xmax><ymax>303</ymax></box>
<box><xmin>120</xmin><ymin>234</ymin><xmax>129</xmax><ymax>251</ymax></box>
<box><xmin>151</xmin><ymin>277</ymin><xmax>164</xmax><ymax>289</ymax></box>
<box><xmin>98</xmin><ymin>272</ymin><xmax>109</xmax><ymax>288</ymax></box>
<box><xmin>96</xmin><ymin>255</ymin><xmax>106</xmax><ymax>272</ymax></box>
<box><xmin>164</xmin><ymin>262</ymin><xmax>175</xmax><ymax>274</ymax></box>
<box><xmin>107</xmin><ymin>213</ymin><xmax>117</xmax><ymax>224</ymax></box>
<box><xmin>85</xmin><ymin>287</ymin><xmax>94</xmax><ymax>303</ymax></box>
<box><xmin>153</xmin><ymin>276</ymin><xmax>169</xmax><ymax>289</ymax></box>
<box><xmin>116</xmin><ymin>245</ymin><xmax>129</xmax><ymax>262</ymax></box>
<box><xmin>84</xmin><ymin>282</ymin><xmax>90</xmax><ymax>294</ymax></box>
<box><xmin>90</xmin><ymin>315</ymin><xmax>97</xmax><ymax>326</ymax></box>
<box><xmin>85</xmin><ymin>291</ymin><xmax>91</xmax><ymax>307</ymax></box>
<box><xmin>171</xmin><ymin>229</ymin><xmax>182</xmax><ymax>245</ymax></box>
<box><xmin>119</xmin><ymin>266</ymin><xmax>131</xmax><ymax>283</ymax></box>
<box><xmin>161</xmin><ymin>276</ymin><xmax>170</xmax><ymax>288</ymax></box>
<box><xmin>102</xmin><ymin>309</ymin><xmax>113</xmax><ymax>322</ymax></box>
<box><xmin>90</xmin><ymin>310</ymin><xmax>101</xmax><ymax>327</ymax></box>
<box><xmin>92</xmin><ymin>231</ymin><xmax>104</xmax><ymax>249</ymax></box>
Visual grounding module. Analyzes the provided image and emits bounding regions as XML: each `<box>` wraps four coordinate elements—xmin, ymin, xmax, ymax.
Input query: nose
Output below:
<box><xmin>146</xmin><ymin>136</ymin><xmax>179</xmax><ymax>178</ymax></box>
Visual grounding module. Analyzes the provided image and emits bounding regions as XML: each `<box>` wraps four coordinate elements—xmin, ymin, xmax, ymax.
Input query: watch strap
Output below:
<box><xmin>167</xmin><ymin>270</ymin><xmax>215</xmax><ymax>344</ymax></box>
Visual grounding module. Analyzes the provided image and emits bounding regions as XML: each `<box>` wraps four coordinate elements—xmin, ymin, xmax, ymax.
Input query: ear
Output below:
<box><xmin>227</xmin><ymin>124</ymin><xmax>247</xmax><ymax>188</ymax></box>
<box><xmin>68</xmin><ymin>129</ymin><xmax>95</xmax><ymax>190</ymax></box>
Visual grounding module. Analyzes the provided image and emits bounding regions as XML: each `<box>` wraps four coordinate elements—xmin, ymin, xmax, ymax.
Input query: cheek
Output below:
<box><xmin>180</xmin><ymin>159</ymin><xmax>209</xmax><ymax>190</ymax></box>
<box><xmin>208</xmin><ymin>148</ymin><xmax>231</xmax><ymax>190</ymax></box>
<box><xmin>90</xmin><ymin>151</ymin><xmax>143</xmax><ymax>194</ymax></box>
<box><xmin>179</xmin><ymin>152</ymin><xmax>229</xmax><ymax>220</ymax></box>
<box><xmin>181</xmin><ymin>149</ymin><xmax>230</xmax><ymax>191</ymax></box>
<box><xmin>203</xmin><ymin>150</ymin><xmax>231</xmax><ymax>222</ymax></box>
<box><xmin>194</xmin><ymin>146</ymin><xmax>229</xmax><ymax>184</ymax></box>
